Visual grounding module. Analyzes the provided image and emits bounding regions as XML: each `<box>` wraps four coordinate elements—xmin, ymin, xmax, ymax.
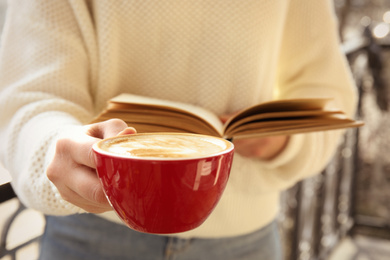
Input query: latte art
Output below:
<box><xmin>98</xmin><ymin>134</ymin><xmax>230</xmax><ymax>159</ymax></box>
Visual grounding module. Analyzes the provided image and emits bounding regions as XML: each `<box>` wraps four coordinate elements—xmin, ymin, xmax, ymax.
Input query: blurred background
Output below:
<box><xmin>280</xmin><ymin>0</ymin><xmax>390</xmax><ymax>259</ymax></box>
<box><xmin>1</xmin><ymin>0</ymin><xmax>390</xmax><ymax>259</ymax></box>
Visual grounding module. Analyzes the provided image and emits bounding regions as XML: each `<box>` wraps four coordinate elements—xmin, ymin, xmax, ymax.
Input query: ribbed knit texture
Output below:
<box><xmin>0</xmin><ymin>0</ymin><xmax>357</xmax><ymax>238</ymax></box>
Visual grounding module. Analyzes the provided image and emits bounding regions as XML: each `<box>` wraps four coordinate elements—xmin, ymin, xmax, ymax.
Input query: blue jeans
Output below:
<box><xmin>39</xmin><ymin>214</ymin><xmax>283</xmax><ymax>260</ymax></box>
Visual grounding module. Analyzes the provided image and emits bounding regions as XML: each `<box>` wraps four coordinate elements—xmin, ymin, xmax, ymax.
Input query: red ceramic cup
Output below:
<box><xmin>92</xmin><ymin>133</ymin><xmax>234</xmax><ymax>234</ymax></box>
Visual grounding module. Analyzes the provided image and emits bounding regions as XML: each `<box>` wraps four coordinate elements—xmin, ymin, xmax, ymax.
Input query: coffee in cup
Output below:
<box><xmin>98</xmin><ymin>133</ymin><xmax>228</xmax><ymax>158</ymax></box>
<box><xmin>93</xmin><ymin>133</ymin><xmax>234</xmax><ymax>234</ymax></box>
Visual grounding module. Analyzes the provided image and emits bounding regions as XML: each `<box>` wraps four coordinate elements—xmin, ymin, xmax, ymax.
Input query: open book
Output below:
<box><xmin>91</xmin><ymin>94</ymin><xmax>364</xmax><ymax>139</ymax></box>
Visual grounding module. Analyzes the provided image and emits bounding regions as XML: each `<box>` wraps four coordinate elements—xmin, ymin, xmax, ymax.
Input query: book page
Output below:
<box><xmin>230</xmin><ymin>121</ymin><xmax>363</xmax><ymax>139</ymax></box>
<box><xmin>225</xmin><ymin>98</ymin><xmax>332</xmax><ymax>127</ymax></box>
<box><xmin>225</xmin><ymin>116</ymin><xmax>352</xmax><ymax>137</ymax></box>
<box><xmin>97</xmin><ymin>110</ymin><xmax>221</xmax><ymax>136</ymax></box>
<box><xmin>225</xmin><ymin>109</ymin><xmax>344</xmax><ymax>133</ymax></box>
<box><xmin>109</xmin><ymin>94</ymin><xmax>224</xmax><ymax>136</ymax></box>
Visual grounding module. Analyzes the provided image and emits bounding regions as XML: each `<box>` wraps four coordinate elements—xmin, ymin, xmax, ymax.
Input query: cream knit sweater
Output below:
<box><xmin>0</xmin><ymin>0</ymin><xmax>357</xmax><ymax>238</ymax></box>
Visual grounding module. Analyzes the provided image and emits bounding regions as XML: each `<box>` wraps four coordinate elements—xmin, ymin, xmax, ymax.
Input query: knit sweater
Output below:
<box><xmin>0</xmin><ymin>0</ymin><xmax>357</xmax><ymax>238</ymax></box>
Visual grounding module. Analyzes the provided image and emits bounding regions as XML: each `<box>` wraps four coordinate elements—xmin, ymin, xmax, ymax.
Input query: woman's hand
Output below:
<box><xmin>220</xmin><ymin>114</ymin><xmax>289</xmax><ymax>160</ymax></box>
<box><xmin>231</xmin><ymin>135</ymin><xmax>289</xmax><ymax>160</ymax></box>
<box><xmin>46</xmin><ymin>119</ymin><xmax>136</xmax><ymax>213</ymax></box>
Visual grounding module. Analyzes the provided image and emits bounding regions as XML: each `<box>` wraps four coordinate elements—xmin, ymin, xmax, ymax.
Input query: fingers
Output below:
<box><xmin>53</xmin><ymin>165</ymin><xmax>111</xmax><ymax>213</ymax></box>
<box><xmin>67</xmin><ymin>166</ymin><xmax>111</xmax><ymax>213</ymax></box>
<box><xmin>234</xmin><ymin>135</ymin><xmax>289</xmax><ymax>160</ymax></box>
<box><xmin>219</xmin><ymin>112</ymin><xmax>239</xmax><ymax>124</ymax></box>
<box><xmin>117</xmin><ymin>127</ymin><xmax>137</xmax><ymax>136</ymax></box>
<box><xmin>47</xmin><ymin>151</ymin><xmax>111</xmax><ymax>213</ymax></box>
<box><xmin>54</xmin><ymin>133</ymin><xmax>98</xmax><ymax>170</ymax></box>
<box><xmin>69</xmin><ymin>119</ymin><xmax>136</xmax><ymax>168</ymax></box>
<box><xmin>220</xmin><ymin>115</ymin><xmax>231</xmax><ymax>124</ymax></box>
<box><xmin>86</xmin><ymin>119</ymin><xmax>136</xmax><ymax>139</ymax></box>
<box><xmin>47</xmin><ymin>119</ymin><xmax>137</xmax><ymax>213</ymax></box>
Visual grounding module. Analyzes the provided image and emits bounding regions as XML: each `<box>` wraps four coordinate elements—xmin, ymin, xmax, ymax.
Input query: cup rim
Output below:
<box><xmin>92</xmin><ymin>132</ymin><xmax>234</xmax><ymax>161</ymax></box>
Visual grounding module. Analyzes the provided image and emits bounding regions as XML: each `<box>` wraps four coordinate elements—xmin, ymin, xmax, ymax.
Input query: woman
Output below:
<box><xmin>0</xmin><ymin>1</ymin><xmax>357</xmax><ymax>259</ymax></box>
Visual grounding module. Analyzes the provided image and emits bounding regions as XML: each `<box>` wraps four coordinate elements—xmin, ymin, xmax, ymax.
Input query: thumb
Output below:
<box><xmin>117</xmin><ymin>127</ymin><xmax>137</xmax><ymax>136</ymax></box>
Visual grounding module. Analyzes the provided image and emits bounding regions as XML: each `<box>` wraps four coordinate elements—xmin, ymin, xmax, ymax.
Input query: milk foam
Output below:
<box><xmin>99</xmin><ymin>134</ymin><xmax>229</xmax><ymax>158</ymax></box>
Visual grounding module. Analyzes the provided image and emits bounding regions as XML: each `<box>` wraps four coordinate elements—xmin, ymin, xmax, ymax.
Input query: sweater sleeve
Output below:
<box><xmin>0</xmin><ymin>0</ymin><xmax>96</xmax><ymax>214</ymax></box>
<box><xmin>229</xmin><ymin>0</ymin><xmax>358</xmax><ymax>194</ymax></box>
